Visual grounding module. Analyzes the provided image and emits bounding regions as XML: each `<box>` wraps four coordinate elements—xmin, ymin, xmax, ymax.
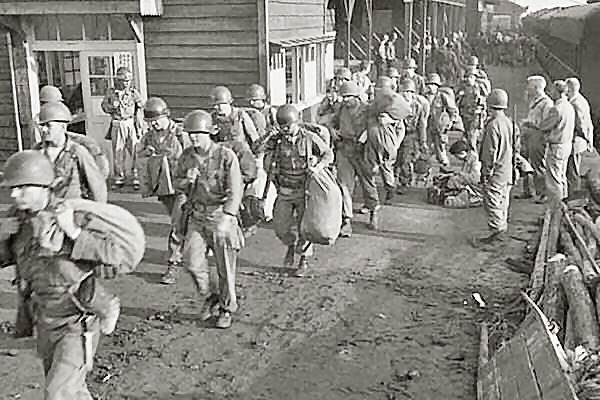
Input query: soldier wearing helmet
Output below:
<box><xmin>426</xmin><ymin>74</ymin><xmax>463</xmax><ymax>168</ymax></box>
<box><xmin>331</xmin><ymin>80</ymin><xmax>369</xmax><ymax>237</ymax></box>
<box><xmin>0</xmin><ymin>150</ymin><xmax>145</xmax><ymax>398</ymax></box>
<box><xmin>396</xmin><ymin>79</ymin><xmax>429</xmax><ymax>193</ymax></box>
<box><xmin>35</xmin><ymin>102</ymin><xmax>108</xmax><ymax>202</ymax></box>
<box><xmin>457</xmin><ymin>68</ymin><xmax>487</xmax><ymax>152</ymax></box>
<box><xmin>174</xmin><ymin>110</ymin><xmax>244</xmax><ymax>329</ymax></box>
<box><xmin>31</xmin><ymin>85</ymin><xmax>65</xmax><ymax>144</ymax></box>
<box><xmin>137</xmin><ymin>97</ymin><xmax>190</xmax><ymax>285</ymax></box>
<box><xmin>317</xmin><ymin>68</ymin><xmax>350</xmax><ymax>127</ymax></box>
<box><xmin>465</xmin><ymin>55</ymin><xmax>491</xmax><ymax>95</ymax></box>
<box><xmin>352</xmin><ymin>60</ymin><xmax>373</xmax><ymax>102</ymax></box>
<box><xmin>210</xmin><ymin>85</ymin><xmax>260</xmax><ymax>153</ymax></box>
<box><xmin>474</xmin><ymin>88</ymin><xmax>515</xmax><ymax>248</ymax></box>
<box><xmin>399</xmin><ymin>57</ymin><xmax>426</xmax><ymax>95</ymax></box>
<box><xmin>263</xmin><ymin>104</ymin><xmax>334</xmax><ymax>276</ymax></box>
<box><xmin>101</xmin><ymin>66</ymin><xmax>144</xmax><ymax>189</ymax></box>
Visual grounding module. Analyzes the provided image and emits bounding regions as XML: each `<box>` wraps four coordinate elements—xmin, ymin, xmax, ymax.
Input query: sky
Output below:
<box><xmin>511</xmin><ymin>0</ymin><xmax>588</xmax><ymax>13</ymax></box>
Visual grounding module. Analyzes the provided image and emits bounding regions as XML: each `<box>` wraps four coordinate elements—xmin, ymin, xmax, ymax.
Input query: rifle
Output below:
<box><xmin>512</xmin><ymin>103</ymin><xmax>518</xmax><ymax>186</ymax></box>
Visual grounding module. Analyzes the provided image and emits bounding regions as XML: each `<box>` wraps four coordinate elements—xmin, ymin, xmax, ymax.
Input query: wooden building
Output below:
<box><xmin>0</xmin><ymin>0</ymin><xmax>336</xmax><ymax>161</ymax></box>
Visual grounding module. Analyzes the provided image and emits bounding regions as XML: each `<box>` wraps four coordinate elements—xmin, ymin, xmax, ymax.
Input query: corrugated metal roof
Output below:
<box><xmin>140</xmin><ymin>0</ymin><xmax>163</xmax><ymax>16</ymax></box>
<box><xmin>524</xmin><ymin>3</ymin><xmax>600</xmax><ymax>43</ymax></box>
<box><xmin>270</xmin><ymin>32</ymin><xmax>337</xmax><ymax>48</ymax></box>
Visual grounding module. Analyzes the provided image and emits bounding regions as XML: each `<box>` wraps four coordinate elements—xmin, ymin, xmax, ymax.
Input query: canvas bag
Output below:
<box><xmin>300</xmin><ymin>133</ymin><xmax>342</xmax><ymax>245</ymax></box>
<box><xmin>66</xmin><ymin>132</ymin><xmax>110</xmax><ymax>179</ymax></box>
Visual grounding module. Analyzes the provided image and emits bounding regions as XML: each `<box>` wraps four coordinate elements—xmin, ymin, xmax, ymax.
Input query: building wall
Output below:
<box><xmin>0</xmin><ymin>30</ymin><xmax>19</xmax><ymax>161</ymax></box>
<box><xmin>269</xmin><ymin>0</ymin><xmax>334</xmax><ymax>42</ymax></box>
<box><xmin>143</xmin><ymin>0</ymin><xmax>260</xmax><ymax>117</ymax></box>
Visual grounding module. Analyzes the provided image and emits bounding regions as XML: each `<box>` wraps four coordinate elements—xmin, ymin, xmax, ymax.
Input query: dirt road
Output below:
<box><xmin>0</xmin><ymin>65</ymin><xmax>557</xmax><ymax>399</ymax></box>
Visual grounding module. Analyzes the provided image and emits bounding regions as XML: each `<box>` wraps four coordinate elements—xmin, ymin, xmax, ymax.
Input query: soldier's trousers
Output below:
<box><xmin>397</xmin><ymin>134</ymin><xmax>420</xmax><ymax>186</ymax></box>
<box><xmin>111</xmin><ymin>118</ymin><xmax>138</xmax><ymax>180</ymax></box>
<box><xmin>183</xmin><ymin>218</ymin><xmax>241</xmax><ymax>313</ymax></box>
<box><xmin>429</xmin><ymin>128</ymin><xmax>449</xmax><ymax>166</ymax></box>
<box><xmin>483</xmin><ymin>178</ymin><xmax>511</xmax><ymax>232</ymax></box>
<box><xmin>158</xmin><ymin>194</ymin><xmax>184</xmax><ymax>265</ymax></box>
<box><xmin>527</xmin><ymin>131</ymin><xmax>547</xmax><ymax>196</ymax></box>
<box><xmin>567</xmin><ymin>150</ymin><xmax>583</xmax><ymax>197</ymax></box>
<box><xmin>248</xmin><ymin>157</ymin><xmax>277</xmax><ymax>219</ymax></box>
<box><xmin>39</xmin><ymin>319</ymin><xmax>100</xmax><ymax>400</ymax></box>
<box><xmin>273</xmin><ymin>191</ymin><xmax>313</xmax><ymax>257</ymax></box>
<box><xmin>363</xmin><ymin>159</ymin><xmax>396</xmax><ymax>210</ymax></box>
<box><xmin>337</xmin><ymin>148</ymin><xmax>368</xmax><ymax>219</ymax></box>
<box><xmin>546</xmin><ymin>143</ymin><xmax>570</xmax><ymax>202</ymax></box>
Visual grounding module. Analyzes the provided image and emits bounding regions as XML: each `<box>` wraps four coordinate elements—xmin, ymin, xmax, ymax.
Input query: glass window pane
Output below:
<box><xmin>110</xmin><ymin>15</ymin><xmax>134</xmax><ymax>40</ymax></box>
<box><xmin>57</xmin><ymin>15</ymin><xmax>83</xmax><ymax>40</ymax></box>
<box><xmin>90</xmin><ymin>78</ymin><xmax>110</xmax><ymax>96</ymax></box>
<box><xmin>89</xmin><ymin>56</ymin><xmax>111</xmax><ymax>75</ymax></box>
<box><xmin>83</xmin><ymin>15</ymin><xmax>109</xmax><ymax>40</ymax></box>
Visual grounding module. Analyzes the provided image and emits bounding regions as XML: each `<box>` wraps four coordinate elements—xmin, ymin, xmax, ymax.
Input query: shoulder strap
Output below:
<box><xmin>305</xmin><ymin>130</ymin><xmax>313</xmax><ymax>161</ymax></box>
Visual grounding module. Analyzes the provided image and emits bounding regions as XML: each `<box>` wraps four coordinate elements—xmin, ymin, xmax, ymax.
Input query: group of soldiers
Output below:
<box><xmin>473</xmin><ymin>31</ymin><xmax>537</xmax><ymax>67</ymax></box>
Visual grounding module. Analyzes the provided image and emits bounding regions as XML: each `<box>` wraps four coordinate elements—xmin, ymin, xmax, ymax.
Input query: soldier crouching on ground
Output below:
<box><xmin>136</xmin><ymin>97</ymin><xmax>189</xmax><ymax>285</ymax></box>
<box><xmin>0</xmin><ymin>151</ymin><xmax>144</xmax><ymax>399</ymax></box>
<box><xmin>264</xmin><ymin>105</ymin><xmax>334</xmax><ymax>277</ymax></box>
<box><xmin>175</xmin><ymin>110</ymin><xmax>244</xmax><ymax>329</ymax></box>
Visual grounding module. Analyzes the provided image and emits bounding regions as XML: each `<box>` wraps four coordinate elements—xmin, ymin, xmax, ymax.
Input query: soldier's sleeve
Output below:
<box><xmin>538</xmin><ymin>106</ymin><xmax>559</xmax><ymax>135</ymax></box>
<box><xmin>263</xmin><ymin>135</ymin><xmax>278</xmax><ymax>174</ymax></box>
<box><xmin>101</xmin><ymin>89</ymin><xmax>114</xmax><ymax>114</ymax></box>
<box><xmin>418</xmin><ymin>107</ymin><xmax>428</xmax><ymax>144</ymax></box>
<box><xmin>480</xmin><ymin>125</ymin><xmax>499</xmax><ymax>177</ymax></box>
<box><xmin>133</xmin><ymin>89</ymin><xmax>145</xmax><ymax>109</ymax></box>
<box><xmin>223</xmin><ymin>151</ymin><xmax>243</xmax><ymax>216</ymax></box>
<box><xmin>310</xmin><ymin>132</ymin><xmax>334</xmax><ymax>166</ymax></box>
<box><xmin>174</xmin><ymin>152</ymin><xmax>192</xmax><ymax>191</ymax></box>
<box><xmin>572</xmin><ymin>99</ymin><xmax>586</xmax><ymax>137</ymax></box>
<box><xmin>241</xmin><ymin>111</ymin><xmax>260</xmax><ymax>144</ymax></box>
<box><xmin>76</xmin><ymin>147</ymin><xmax>108</xmax><ymax>203</ymax></box>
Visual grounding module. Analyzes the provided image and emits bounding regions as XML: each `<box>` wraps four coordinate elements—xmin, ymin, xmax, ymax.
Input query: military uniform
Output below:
<box><xmin>427</xmin><ymin>88</ymin><xmax>463</xmax><ymax>166</ymax></box>
<box><xmin>397</xmin><ymin>98</ymin><xmax>428</xmax><ymax>187</ymax></box>
<box><xmin>480</xmin><ymin>113</ymin><xmax>514</xmax><ymax>233</ymax></box>
<box><xmin>176</xmin><ymin>143</ymin><xmax>244</xmax><ymax>316</ymax></box>
<box><xmin>523</xmin><ymin>93</ymin><xmax>554</xmax><ymax>197</ymax></box>
<box><xmin>457</xmin><ymin>82</ymin><xmax>486</xmax><ymax>151</ymax></box>
<box><xmin>400</xmin><ymin>72</ymin><xmax>426</xmax><ymax>95</ymax></box>
<box><xmin>212</xmin><ymin>107</ymin><xmax>260</xmax><ymax>152</ymax></box>
<box><xmin>101</xmin><ymin>86</ymin><xmax>144</xmax><ymax>183</ymax></box>
<box><xmin>568</xmin><ymin>92</ymin><xmax>594</xmax><ymax>194</ymax></box>
<box><xmin>264</xmin><ymin>127</ymin><xmax>334</xmax><ymax>259</ymax></box>
<box><xmin>36</xmin><ymin>138</ymin><xmax>108</xmax><ymax>203</ymax></box>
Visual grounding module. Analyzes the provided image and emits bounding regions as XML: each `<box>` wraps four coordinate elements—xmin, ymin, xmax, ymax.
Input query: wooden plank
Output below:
<box><xmin>162</xmin><ymin>4</ymin><xmax>257</xmax><ymax>17</ymax></box>
<box><xmin>146</xmin><ymin>31</ymin><xmax>258</xmax><ymax>46</ymax></box>
<box><xmin>146</xmin><ymin>57</ymin><xmax>258</xmax><ymax>72</ymax></box>
<box><xmin>269</xmin><ymin>4</ymin><xmax>327</xmax><ymax>16</ymax></box>
<box><xmin>479</xmin><ymin>361</ymin><xmax>500</xmax><ymax>400</ymax></box>
<box><xmin>144</xmin><ymin>17</ymin><xmax>258</xmax><ymax>32</ymax></box>
<box><xmin>512</xmin><ymin>332</ymin><xmax>543</xmax><ymax>400</ymax></box>
<box><xmin>269</xmin><ymin>16</ymin><xmax>326</xmax><ymax>30</ymax></box>
<box><xmin>257</xmin><ymin>0</ymin><xmax>268</xmax><ymax>90</ymax></box>
<box><xmin>148</xmin><ymin>83</ymin><xmax>250</xmax><ymax>97</ymax></box>
<box><xmin>167</xmin><ymin>0</ymin><xmax>254</xmax><ymax>4</ymax></box>
<box><xmin>146</xmin><ymin>44</ymin><xmax>257</xmax><ymax>59</ymax></box>
<box><xmin>147</xmin><ymin>70</ymin><xmax>259</xmax><ymax>85</ymax></box>
<box><xmin>0</xmin><ymin>116</ymin><xmax>15</xmax><ymax>128</ymax></box>
<box><xmin>270</xmin><ymin>0</ymin><xmax>324</xmax><ymax>4</ymax></box>
<box><xmin>0</xmin><ymin>1</ymin><xmax>139</xmax><ymax>14</ymax></box>
<box><xmin>495</xmin><ymin>342</ymin><xmax>520</xmax><ymax>399</ymax></box>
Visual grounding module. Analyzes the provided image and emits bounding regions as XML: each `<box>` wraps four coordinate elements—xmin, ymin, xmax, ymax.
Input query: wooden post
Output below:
<box><xmin>420</xmin><ymin>0</ymin><xmax>428</xmax><ymax>76</ymax></box>
<box><xmin>546</xmin><ymin>206</ymin><xmax>563</xmax><ymax>259</ymax></box>
<box><xmin>404</xmin><ymin>0</ymin><xmax>413</xmax><ymax>59</ymax></box>
<box><xmin>366</xmin><ymin>0</ymin><xmax>373</xmax><ymax>66</ymax></box>
<box><xmin>343</xmin><ymin>0</ymin><xmax>356</xmax><ymax>68</ymax></box>
<box><xmin>561</xmin><ymin>265</ymin><xmax>600</xmax><ymax>349</ymax></box>
<box><xmin>476</xmin><ymin>323</ymin><xmax>488</xmax><ymax>400</ymax></box>
<box><xmin>6</xmin><ymin>32</ymin><xmax>22</xmax><ymax>152</ymax></box>
<box><xmin>529</xmin><ymin>209</ymin><xmax>552</xmax><ymax>301</ymax></box>
<box><xmin>563</xmin><ymin>207</ymin><xmax>600</xmax><ymax>276</ymax></box>
<box><xmin>431</xmin><ymin>0</ymin><xmax>438</xmax><ymax>40</ymax></box>
<box><xmin>541</xmin><ymin>254</ymin><xmax>567</xmax><ymax>343</ymax></box>
<box><xmin>257</xmin><ymin>0</ymin><xmax>269</xmax><ymax>92</ymax></box>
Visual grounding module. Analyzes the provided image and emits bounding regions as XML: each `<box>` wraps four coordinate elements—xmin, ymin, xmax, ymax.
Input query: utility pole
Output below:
<box><xmin>404</xmin><ymin>0</ymin><xmax>414</xmax><ymax>59</ymax></box>
<box><xmin>421</xmin><ymin>0</ymin><xmax>428</xmax><ymax>76</ymax></box>
<box><xmin>366</xmin><ymin>0</ymin><xmax>373</xmax><ymax>66</ymax></box>
<box><xmin>343</xmin><ymin>0</ymin><xmax>356</xmax><ymax>67</ymax></box>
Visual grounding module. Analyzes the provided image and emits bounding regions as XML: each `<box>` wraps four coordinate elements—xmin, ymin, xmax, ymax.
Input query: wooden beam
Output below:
<box><xmin>257</xmin><ymin>0</ymin><xmax>269</xmax><ymax>92</ymax></box>
<box><xmin>0</xmin><ymin>1</ymin><xmax>140</xmax><ymax>15</ymax></box>
<box><xmin>0</xmin><ymin>16</ymin><xmax>25</xmax><ymax>43</ymax></box>
<box><xmin>127</xmin><ymin>15</ymin><xmax>144</xmax><ymax>44</ymax></box>
<box><xmin>6</xmin><ymin>32</ymin><xmax>22</xmax><ymax>151</ymax></box>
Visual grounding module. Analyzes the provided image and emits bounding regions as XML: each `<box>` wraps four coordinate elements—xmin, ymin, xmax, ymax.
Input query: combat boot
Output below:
<box><xmin>295</xmin><ymin>256</ymin><xmax>309</xmax><ymax>277</ymax></box>
<box><xmin>472</xmin><ymin>230</ymin><xmax>508</xmax><ymax>249</ymax></box>
<box><xmin>216</xmin><ymin>310</ymin><xmax>232</xmax><ymax>329</ymax></box>
<box><xmin>339</xmin><ymin>218</ymin><xmax>352</xmax><ymax>238</ymax></box>
<box><xmin>99</xmin><ymin>296</ymin><xmax>121</xmax><ymax>335</ymax></box>
<box><xmin>283</xmin><ymin>245</ymin><xmax>295</xmax><ymax>267</ymax></box>
<box><xmin>160</xmin><ymin>263</ymin><xmax>179</xmax><ymax>285</ymax></box>
<box><xmin>368</xmin><ymin>207</ymin><xmax>380</xmax><ymax>230</ymax></box>
<box><xmin>113</xmin><ymin>175</ymin><xmax>125</xmax><ymax>189</ymax></box>
<box><xmin>199</xmin><ymin>294</ymin><xmax>219</xmax><ymax>321</ymax></box>
<box><xmin>384</xmin><ymin>190</ymin><xmax>394</xmax><ymax>205</ymax></box>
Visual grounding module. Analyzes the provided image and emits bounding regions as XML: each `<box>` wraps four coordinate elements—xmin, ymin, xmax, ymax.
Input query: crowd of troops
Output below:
<box><xmin>473</xmin><ymin>31</ymin><xmax>537</xmax><ymax>67</ymax></box>
<box><xmin>0</xmin><ymin>35</ymin><xmax>594</xmax><ymax>396</ymax></box>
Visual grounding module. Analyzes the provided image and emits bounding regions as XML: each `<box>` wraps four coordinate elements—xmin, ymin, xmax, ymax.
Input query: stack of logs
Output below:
<box><xmin>529</xmin><ymin>200</ymin><xmax>600</xmax><ymax>351</ymax></box>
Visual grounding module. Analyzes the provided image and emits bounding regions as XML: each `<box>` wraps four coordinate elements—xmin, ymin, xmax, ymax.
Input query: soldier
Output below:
<box><xmin>387</xmin><ymin>66</ymin><xmax>401</xmax><ymax>93</ymax></box>
<box><xmin>396</xmin><ymin>79</ymin><xmax>428</xmax><ymax>193</ymax></box>
<box><xmin>465</xmin><ymin>56</ymin><xmax>491</xmax><ymax>96</ymax></box>
<box><xmin>425</xmin><ymin>73</ymin><xmax>463</xmax><ymax>169</ymax></box>
<box><xmin>36</xmin><ymin>102</ymin><xmax>108</xmax><ymax>203</ymax></box>
<box><xmin>32</xmin><ymin>85</ymin><xmax>65</xmax><ymax>144</ymax></box>
<box><xmin>457</xmin><ymin>69</ymin><xmax>486</xmax><ymax>152</ymax></box>
<box><xmin>400</xmin><ymin>57</ymin><xmax>426</xmax><ymax>95</ymax></box>
<box><xmin>566</xmin><ymin>77</ymin><xmax>594</xmax><ymax>195</ymax></box>
<box><xmin>136</xmin><ymin>97</ymin><xmax>188</xmax><ymax>285</ymax></box>
<box><xmin>101</xmin><ymin>67</ymin><xmax>144</xmax><ymax>190</ymax></box>
<box><xmin>520</xmin><ymin>75</ymin><xmax>554</xmax><ymax>202</ymax></box>
<box><xmin>175</xmin><ymin>110</ymin><xmax>244</xmax><ymax>329</ymax></box>
<box><xmin>362</xmin><ymin>92</ymin><xmax>410</xmax><ymax>228</ymax></box>
<box><xmin>377</xmin><ymin>34</ymin><xmax>390</xmax><ymax>77</ymax></box>
<box><xmin>539</xmin><ymin>80</ymin><xmax>575</xmax><ymax>203</ymax></box>
<box><xmin>264</xmin><ymin>105</ymin><xmax>334</xmax><ymax>276</ymax></box>
<box><xmin>318</xmin><ymin>68</ymin><xmax>351</xmax><ymax>132</ymax></box>
<box><xmin>333</xmin><ymin>81</ymin><xmax>369</xmax><ymax>238</ymax></box>
<box><xmin>386</xmin><ymin>32</ymin><xmax>398</xmax><ymax>67</ymax></box>
<box><xmin>474</xmin><ymin>89</ymin><xmax>514</xmax><ymax>247</ymax></box>
<box><xmin>0</xmin><ymin>151</ymin><xmax>143</xmax><ymax>399</ymax></box>
<box><xmin>210</xmin><ymin>86</ymin><xmax>260</xmax><ymax>153</ymax></box>
<box><xmin>352</xmin><ymin>60</ymin><xmax>373</xmax><ymax>102</ymax></box>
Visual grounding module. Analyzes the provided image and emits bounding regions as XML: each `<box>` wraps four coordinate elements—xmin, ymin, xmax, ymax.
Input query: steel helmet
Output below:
<box><xmin>210</xmin><ymin>86</ymin><xmax>233</xmax><ymax>105</ymax></box>
<box><xmin>339</xmin><ymin>81</ymin><xmax>361</xmax><ymax>97</ymax></box>
<box><xmin>375</xmin><ymin>76</ymin><xmax>396</xmax><ymax>92</ymax></box>
<box><xmin>183</xmin><ymin>110</ymin><xmax>213</xmax><ymax>134</ymax></box>
<box><xmin>144</xmin><ymin>97</ymin><xmax>170</xmax><ymax>120</ymax></box>
<box><xmin>468</xmin><ymin>55</ymin><xmax>479</xmax><ymax>66</ymax></box>
<box><xmin>426</xmin><ymin>73</ymin><xmax>442</xmax><ymax>86</ymax></box>
<box><xmin>399</xmin><ymin>79</ymin><xmax>417</xmax><ymax>93</ymax></box>
<box><xmin>276</xmin><ymin>104</ymin><xmax>299</xmax><ymax>125</ymax></box>
<box><xmin>487</xmin><ymin>88</ymin><xmax>508</xmax><ymax>109</ymax></box>
<box><xmin>246</xmin><ymin>84</ymin><xmax>266</xmax><ymax>101</ymax></box>
<box><xmin>401</xmin><ymin>58</ymin><xmax>418</xmax><ymax>69</ymax></box>
<box><xmin>1</xmin><ymin>150</ymin><xmax>55</xmax><ymax>187</ymax></box>
<box><xmin>335</xmin><ymin>67</ymin><xmax>352</xmax><ymax>81</ymax></box>
<box><xmin>387</xmin><ymin>67</ymin><xmax>400</xmax><ymax>78</ymax></box>
<box><xmin>116</xmin><ymin>67</ymin><xmax>133</xmax><ymax>81</ymax></box>
<box><xmin>39</xmin><ymin>85</ymin><xmax>63</xmax><ymax>103</ymax></box>
<box><xmin>39</xmin><ymin>102</ymin><xmax>72</xmax><ymax>124</ymax></box>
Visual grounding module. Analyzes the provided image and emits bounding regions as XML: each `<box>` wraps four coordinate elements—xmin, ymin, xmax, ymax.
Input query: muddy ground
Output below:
<box><xmin>0</xmin><ymin>64</ymin><xmax>585</xmax><ymax>399</ymax></box>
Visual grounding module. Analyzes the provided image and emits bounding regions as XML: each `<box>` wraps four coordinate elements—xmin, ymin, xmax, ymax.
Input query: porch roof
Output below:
<box><xmin>0</xmin><ymin>0</ymin><xmax>163</xmax><ymax>16</ymax></box>
<box><xmin>270</xmin><ymin>32</ymin><xmax>337</xmax><ymax>49</ymax></box>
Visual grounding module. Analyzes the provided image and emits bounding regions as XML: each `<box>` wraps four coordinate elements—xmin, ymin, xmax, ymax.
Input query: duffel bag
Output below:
<box><xmin>300</xmin><ymin>167</ymin><xmax>342</xmax><ymax>245</ymax></box>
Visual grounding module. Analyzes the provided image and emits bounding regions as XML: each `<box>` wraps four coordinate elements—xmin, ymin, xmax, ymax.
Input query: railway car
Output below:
<box><xmin>523</xmin><ymin>3</ymin><xmax>600</xmax><ymax>149</ymax></box>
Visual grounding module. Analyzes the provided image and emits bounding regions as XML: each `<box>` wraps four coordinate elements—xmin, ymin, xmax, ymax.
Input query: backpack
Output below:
<box><xmin>66</xmin><ymin>132</ymin><xmax>110</xmax><ymax>179</ymax></box>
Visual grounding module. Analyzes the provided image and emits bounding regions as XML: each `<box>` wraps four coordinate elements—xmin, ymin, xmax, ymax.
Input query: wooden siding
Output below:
<box><xmin>144</xmin><ymin>0</ymin><xmax>260</xmax><ymax>116</ymax></box>
<box><xmin>0</xmin><ymin>31</ymin><xmax>18</xmax><ymax>162</ymax></box>
<box><xmin>269</xmin><ymin>0</ymin><xmax>335</xmax><ymax>42</ymax></box>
